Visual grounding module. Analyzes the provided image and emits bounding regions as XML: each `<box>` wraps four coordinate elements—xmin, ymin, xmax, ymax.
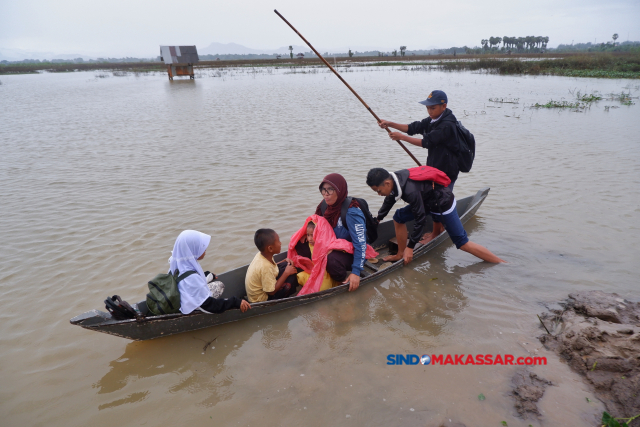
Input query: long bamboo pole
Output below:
<box><xmin>274</xmin><ymin>9</ymin><xmax>421</xmax><ymax>166</ymax></box>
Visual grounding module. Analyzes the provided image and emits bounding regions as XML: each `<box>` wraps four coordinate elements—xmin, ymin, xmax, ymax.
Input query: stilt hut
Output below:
<box><xmin>159</xmin><ymin>46</ymin><xmax>199</xmax><ymax>80</ymax></box>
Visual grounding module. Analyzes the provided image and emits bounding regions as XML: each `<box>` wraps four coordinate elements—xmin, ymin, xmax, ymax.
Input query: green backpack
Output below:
<box><xmin>146</xmin><ymin>270</ymin><xmax>197</xmax><ymax>316</ymax></box>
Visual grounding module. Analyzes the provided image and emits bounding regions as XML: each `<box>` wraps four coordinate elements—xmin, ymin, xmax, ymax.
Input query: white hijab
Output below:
<box><xmin>168</xmin><ymin>230</ymin><xmax>211</xmax><ymax>314</ymax></box>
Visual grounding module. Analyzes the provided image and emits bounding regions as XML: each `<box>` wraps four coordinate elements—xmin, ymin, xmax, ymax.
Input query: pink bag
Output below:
<box><xmin>288</xmin><ymin>215</ymin><xmax>378</xmax><ymax>296</ymax></box>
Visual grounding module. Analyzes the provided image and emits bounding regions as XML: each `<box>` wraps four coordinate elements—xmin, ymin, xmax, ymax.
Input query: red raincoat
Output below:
<box><xmin>288</xmin><ymin>215</ymin><xmax>378</xmax><ymax>296</ymax></box>
<box><xmin>408</xmin><ymin>166</ymin><xmax>451</xmax><ymax>187</ymax></box>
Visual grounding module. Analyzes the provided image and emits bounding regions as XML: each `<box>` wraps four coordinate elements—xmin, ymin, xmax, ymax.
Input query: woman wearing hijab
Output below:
<box><xmin>300</xmin><ymin>173</ymin><xmax>368</xmax><ymax>292</ymax></box>
<box><xmin>169</xmin><ymin>230</ymin><xmax>251</xmax><ymax>314</ymax></box>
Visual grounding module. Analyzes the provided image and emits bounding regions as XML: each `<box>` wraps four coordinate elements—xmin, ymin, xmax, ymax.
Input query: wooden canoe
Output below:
<box><xmin>70</xmin><ymin>188</ymin><xmax>490</xmax><ymax>340</ymax></box>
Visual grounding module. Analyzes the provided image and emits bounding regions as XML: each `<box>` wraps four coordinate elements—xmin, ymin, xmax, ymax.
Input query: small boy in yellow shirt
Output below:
<box><xmin>245</xmin><ymin>229</ymin><xmax>298</xmax><ymax>303</ymax></box>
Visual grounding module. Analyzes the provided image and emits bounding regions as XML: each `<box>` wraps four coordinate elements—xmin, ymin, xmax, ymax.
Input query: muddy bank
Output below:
<box><xmin>539</xmin><ymin>291</ymin><xmax>640</xmax><ymax>418</ymax></box>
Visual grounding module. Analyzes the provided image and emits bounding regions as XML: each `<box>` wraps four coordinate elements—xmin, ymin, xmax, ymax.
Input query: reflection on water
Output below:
<box><xmin>94</xmin><ymin>250</ymin><xmax>470</xmax><ymax>412</ymax></box>
<box><xmin>0</xmin><ymin>67</ymin><xmax>637</xmax><ymax>426</ymax></box>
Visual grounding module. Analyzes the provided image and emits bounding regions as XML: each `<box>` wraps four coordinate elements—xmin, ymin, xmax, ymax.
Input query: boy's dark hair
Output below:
<box><xmin>366</xmin><ymin>168</ymin><xmax>391</xmax><ymax>187</ymax></box>
<box><xmin>306</xmin><ymin>222</ymin><xmax>316</xmax><ymax>229</ymax></box>
<box><xmin>254</xmin><ymin>228</ymin><xmax>277</xmax><ymax>252</ymax></box>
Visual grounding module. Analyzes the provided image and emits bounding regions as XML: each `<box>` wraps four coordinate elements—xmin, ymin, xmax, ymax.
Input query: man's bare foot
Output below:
<box><xmin>420</xmin><ymin>232</ymin><xmax>437</xmax><ymax>245</ymax></box>
<box><xmin>382</xmin><ymin>253</ymin><xmax>403</xmax><ymax>262</ymax></box>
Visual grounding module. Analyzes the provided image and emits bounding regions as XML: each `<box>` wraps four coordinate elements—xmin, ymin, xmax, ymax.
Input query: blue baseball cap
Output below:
<box><xmin>419</xmin><ymin>90</ymin><xmax>448</xmax><ymax>106</ymax></box>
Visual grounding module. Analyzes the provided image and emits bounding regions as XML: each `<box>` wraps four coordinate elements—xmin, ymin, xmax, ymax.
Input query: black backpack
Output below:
<box><xmin>105</xmin><ymin>295</ymin><xmax>142</xmax><ymax>321</ymax></box>
<box><xmin>320</xmin><ymin>197</ymin><xmax>378</xmax><ymax>244</ymax></box>
<box><xmin>455</xmin><ymin>121</ymin><xmax>476</xmax><ymax>173</ymax></box>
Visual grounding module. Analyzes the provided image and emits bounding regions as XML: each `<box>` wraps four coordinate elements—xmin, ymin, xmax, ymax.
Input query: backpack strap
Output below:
<box><xmin>319</xmin><ymin>198</ymin><xmax>352</xmax><ymax>229</ymax></box>
<box><xmin>177</xmin><ymin>270</ymin><xmax>197</xmax><ymax>283</ymax></box>
<box><xmin>320</xmin><ymin>200</ymin><xmax>326</xmax><ymax>215</ymax></box>
<box><xmin>146</xmin><ymin>293</ymin><xmax>166</xmax><ymax>315</ymax></box>
<box><xmin>340</xmin><ymin>197</ymin><xmax>352</xmax><ymax>229</ymax></box>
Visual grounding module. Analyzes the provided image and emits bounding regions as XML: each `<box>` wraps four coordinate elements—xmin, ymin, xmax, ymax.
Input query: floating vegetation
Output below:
<box><xmin>283</xmin><ymin>67</ymin><xmax>320</xmax><ymax>74</ymax></box>
<box><xmin>531</xmin><ymin>87</ymin><xmax>637</xmax><ymax>112</ymax></box>
<box><xmin>576</xmin><ymin>92</ymin><xmax>602</xmax><ymax>102</ymax></box>
<box><xmin>607</xmin><ymin>92</ymin><xmax>637</xmax><ymax>105</ymax></box>
<box><xmin>531</xmin><ymin>100</ymin><xmax>587</xmax><ymax>110</ymax></box>
<box><xmin>489</xmin><ymin>97</ymin><xmax>519</xmax><ymax>104</ymax></box>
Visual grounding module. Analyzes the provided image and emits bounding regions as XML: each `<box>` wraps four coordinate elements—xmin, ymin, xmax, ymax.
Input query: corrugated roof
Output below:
<box><xmin>159</xmin><ymin>46</ymin><xmax>200</xmax><ymax>64</ymax></box>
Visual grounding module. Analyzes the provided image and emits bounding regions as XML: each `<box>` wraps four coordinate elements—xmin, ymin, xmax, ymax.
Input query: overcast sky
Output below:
<box><xmin>1</xmin><ymin>0</ymin><xmax>639</xmax><ymax>58</ymax></box>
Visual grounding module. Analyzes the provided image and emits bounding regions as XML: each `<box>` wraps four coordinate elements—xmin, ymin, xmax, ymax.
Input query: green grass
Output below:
<box><xmin>607</xmin><ymin>92</ymin><xmax>636</xmax><ymax>105</ymax></box>
<box><xmin>3</xmin><ymin>53</ymin><xmax>640</xmax><ymax>79</ymax></box>
<box><xmin>439</xmin><ymin>53</ymin><xmax>640</xmax><ymax>79</ymax></box>
<box><xmin>531</xmin><ymin>100</ymin><xmax>585</xmax><ymax>109</ymax></box>
<box><xmin>577</xmin><ymin>93</ymin><xmax>602</xmax><ymax>102</ymax></box>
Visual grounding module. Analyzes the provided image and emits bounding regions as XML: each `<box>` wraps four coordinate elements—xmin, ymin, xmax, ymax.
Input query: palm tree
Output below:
<box><xmin>481</xmin><ymin>39</ymin><xmax>488</xmax><ymax>50</ymax></box>
<box><xmin>400</xmin><ymin>46</ymin><xmax>406</xmax><ymax>57</ymax></box>
<box><xmin>612</xmin><ymin>33</ymin><xmax>619</xmax><ymax>46</ymax></box>
<box><xmin>289</xmin><ymin>45</ymin><xmax>293</xmax><ymax>59</ymax></box>
<box><xmin>526</xmin><ymin>36</ymin><xmax>534</xmax><ymax>51</ymax></box>
<box><xmin>503</xmin><ymin>36</ymin><xmax>510</xmax><ymax>49</ymax></box>
<box><xmin>542</xmin><ymin>36</ymin><xmax>549</xmax><ymax>49</ymax></box>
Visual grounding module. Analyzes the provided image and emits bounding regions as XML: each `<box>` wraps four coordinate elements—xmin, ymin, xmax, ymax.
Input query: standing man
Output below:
<box><xmin>378</xmin><ymin>90</ymin><xmax>460</xmax><ymax>256</ymax></box>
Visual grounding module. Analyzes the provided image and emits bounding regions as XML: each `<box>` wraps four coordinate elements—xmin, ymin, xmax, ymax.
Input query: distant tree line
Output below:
<box><xmin>0</xmin><ymin>57</ymin><xmax>157</xmax><ymax>65</ymax></box>
<box><xmin>556</xmin><ymin>35</ymin><xmax>639</xmax><ymax>53</ymax></box>
<box><xmin>475</xmin><ymin>36</ymin><xmax>549</xmax><ymax>53</ymax></box>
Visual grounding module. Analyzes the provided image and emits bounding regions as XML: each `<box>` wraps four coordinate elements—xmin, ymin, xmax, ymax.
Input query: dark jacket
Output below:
<box><xmin>407</xmin><ymin>108</ymin><xmax>459</xmax><ymax>183</ymax></box>
<box><xmin>376</xmin><ymin>169</ymin><xmax>454</xmax><ymax>249</ymax></box>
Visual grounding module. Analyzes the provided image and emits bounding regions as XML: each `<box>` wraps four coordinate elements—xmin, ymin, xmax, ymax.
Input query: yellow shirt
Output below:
<box><xmin>245</xmin><ymin>252</ymin><xmax>278</xmax><ymax>303</ymax></box>
<box><xmin>296</xmin><ymin>244</ymin><xmax>340</xmax><ymax>292</ymax></box>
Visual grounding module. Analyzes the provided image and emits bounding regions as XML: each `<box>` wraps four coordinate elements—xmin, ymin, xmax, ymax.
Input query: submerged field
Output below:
<box><xmin>2</xmin><ymin>52</ymin><xmax>640</xmax><ymax>79</ymax></box>
<box><xmin>438</xmin><ymin>53</ymin><xmax>640</xmax><ymax>79</ymax></box>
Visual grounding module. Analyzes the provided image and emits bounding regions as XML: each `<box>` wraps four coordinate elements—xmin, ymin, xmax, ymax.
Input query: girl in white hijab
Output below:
<box><xmin>169</xmin><ymin>230</ymin><xmax>250</xmax><ymax>315</ymax></box>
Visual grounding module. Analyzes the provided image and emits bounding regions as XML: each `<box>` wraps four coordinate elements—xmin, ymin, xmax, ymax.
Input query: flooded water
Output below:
<box><xmin>1</xmin><ymin>65</ymin><xmax>638</xmax><ymax>426</ymax></box>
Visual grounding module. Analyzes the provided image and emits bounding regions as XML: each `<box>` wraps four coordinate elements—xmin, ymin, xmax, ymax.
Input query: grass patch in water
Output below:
<box><xmin>577</xmin><ymin>93</ymin><xmax>602</xmax><ymax>102</ymax></box>
<box><xmin>439</xmin><ymin>53</ymin><xmax>640</xmax><ymax>79</ymax></box>
<box><xmin>607</xmin><ymin>92</ymin><xmax>636</xmax><ymax>105</ymax></box>
<box><xmin>531</xmin><ymin>100</ymin><xmax>585</xmax><ymax>109</ymax></box>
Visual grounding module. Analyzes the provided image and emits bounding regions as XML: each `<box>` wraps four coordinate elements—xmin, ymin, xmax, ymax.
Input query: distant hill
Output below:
<box><xmin>0</xmin><ymin>48</ymin><xmax>88</xmax><ymax>61</ymax></box>
<box><xmin>199</xmin><ymin>42</ymin><xmax>308</xmax><ymax>55</ymax></box>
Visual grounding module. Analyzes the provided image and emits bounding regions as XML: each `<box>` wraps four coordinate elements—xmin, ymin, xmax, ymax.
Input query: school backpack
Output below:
<box><xmin>146</xmin><ymin>269</ymin><xmax>197</xmax><ymax>316</ymax></box>
<box><xmin>320</xmin><ymin>197</ymin><xmax>379</xmax><ymax>244</ymax></box>
<box><xmin>105</xmin><ymin>295</ymin><xmax>141</xmax><ymax>321</ymax></box>
<box><xmin>455</xmin><ymin>121</ymin><xmax>476</xmax><ymax>173</ymax></box>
